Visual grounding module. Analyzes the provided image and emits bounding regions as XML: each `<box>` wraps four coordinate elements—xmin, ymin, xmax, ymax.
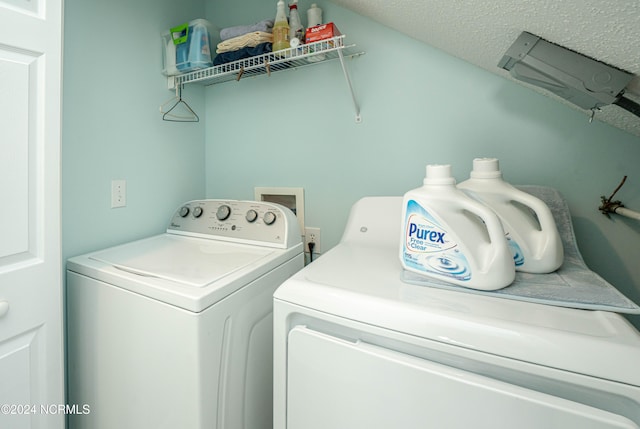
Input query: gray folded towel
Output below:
<box><xmin>220</xmin><ymin>19</ymin><xmax>274</xmax><ymax>41</ymax></box>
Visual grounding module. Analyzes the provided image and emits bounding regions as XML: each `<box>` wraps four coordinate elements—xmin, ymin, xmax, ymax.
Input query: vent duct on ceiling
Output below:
<box><xmin>499</xmin><ymin>32</ymin><xmax>639</xmax><ymax>118</ymax></box>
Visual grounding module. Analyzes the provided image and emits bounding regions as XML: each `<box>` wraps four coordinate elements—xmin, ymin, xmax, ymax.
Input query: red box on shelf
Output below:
<box><xmin>305</xmin><ymin>23</ymin><xmax>341</xmax><ymax>44</ymax></box>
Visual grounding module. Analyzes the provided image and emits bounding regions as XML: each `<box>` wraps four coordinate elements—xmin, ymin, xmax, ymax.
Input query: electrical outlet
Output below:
<box><xmin>304</xmin><ymin>227</ymin><xmax>321</xmax><ymax>254</ymax></box>
<box><xmin>111</xmin><ymin>179</ymin><xmax>126</xmax><ymax>208</ymax></box>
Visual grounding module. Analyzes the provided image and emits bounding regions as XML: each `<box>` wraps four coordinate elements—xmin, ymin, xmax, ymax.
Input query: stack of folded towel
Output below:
<box><xmin>214</xmin><ymin>19</ymin><xmax>275</xmax><ymax>66</ymax></box>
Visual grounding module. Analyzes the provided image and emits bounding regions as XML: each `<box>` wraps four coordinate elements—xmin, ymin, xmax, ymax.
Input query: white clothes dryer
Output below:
<box><xmin>67</xmin><ymin>199</ymin><xmax>303</xmax><ymax>429</ymax></box>
<box><xmin>273</xmin><ymin>196</ymin><xmax>640</xmax><ymax>429</ymax></box>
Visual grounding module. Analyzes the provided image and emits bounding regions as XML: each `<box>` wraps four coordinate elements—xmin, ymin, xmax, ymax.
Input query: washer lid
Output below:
<box><xmin>89</xmin><ymin>234</ymin><xmax>274</xmax><ymax>287</ymax></box>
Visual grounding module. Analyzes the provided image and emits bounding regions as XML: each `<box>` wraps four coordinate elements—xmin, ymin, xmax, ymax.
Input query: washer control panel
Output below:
<box><xmin>167</xmin><ymin>200</ymin><xmax>301</xmax><ymax>249</ymax></box>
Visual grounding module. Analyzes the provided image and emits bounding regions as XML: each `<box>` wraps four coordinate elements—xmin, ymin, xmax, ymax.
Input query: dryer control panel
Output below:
<box><xmin>167</xmin><ymin>199</ymin><xmax>301</xmax><ymax>249</ymax></box>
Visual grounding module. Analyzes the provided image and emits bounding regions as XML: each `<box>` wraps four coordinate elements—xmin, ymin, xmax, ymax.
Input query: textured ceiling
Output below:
<box><xmin>330</xmin><ymin>0</ymin><xmax>640</xmax><ymax>137</ymax></box>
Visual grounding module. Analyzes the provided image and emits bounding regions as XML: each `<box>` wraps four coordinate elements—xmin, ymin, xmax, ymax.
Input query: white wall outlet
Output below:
<box><xmin>304</xmin><ymin>227</ymin><xmax>321</xmax><ymax>254</ymax></box>
<box><xmin>111</xmin><ymin>179</ymin><xmax>126</xmax><ymax>208</ymax></box>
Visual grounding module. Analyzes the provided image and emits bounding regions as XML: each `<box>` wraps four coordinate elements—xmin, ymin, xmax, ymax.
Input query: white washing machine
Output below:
<box><xmin>274</xmin><ymin>196</ymin><xmax>640</xmax><ymax>429</ymax></box>
<box><xmin>67</xmin><ymin>199</ymin><xmax>303</xmax><ymax>429</ymax></box>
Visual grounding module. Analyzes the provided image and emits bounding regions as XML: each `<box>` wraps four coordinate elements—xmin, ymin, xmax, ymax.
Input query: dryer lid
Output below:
<box><xmin>89</xmin><ymin>234</ymin><xmax>274</xmax><ymax>287</ymax></box>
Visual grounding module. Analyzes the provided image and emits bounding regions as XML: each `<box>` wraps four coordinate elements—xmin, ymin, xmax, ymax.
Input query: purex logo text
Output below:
<box><xmin>408</xmin><ymin>223</ymin><xmax>445</xmax><ymax>243</ymax></box>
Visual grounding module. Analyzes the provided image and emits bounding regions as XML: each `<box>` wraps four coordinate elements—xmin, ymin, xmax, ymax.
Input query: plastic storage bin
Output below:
<box><xmin>162</xmin><ymin>19</ymin><xmax>216</xmax><ymax>76</ymax></box>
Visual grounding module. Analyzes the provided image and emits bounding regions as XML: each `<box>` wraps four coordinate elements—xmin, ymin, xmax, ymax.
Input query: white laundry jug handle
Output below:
<box><xmin>456</xmin><ymin>197</ymin><xmax>508</xmax><ymax>251</ymax></box>
<box><xmin>453</xmin><ymin>195</ymin><xmax>516</xmax><ymax>284</ymax></box>
<box><xmin>508</xmin><ymin>191</ymin><xmax>557</xmax><ymax>233</ymax></box>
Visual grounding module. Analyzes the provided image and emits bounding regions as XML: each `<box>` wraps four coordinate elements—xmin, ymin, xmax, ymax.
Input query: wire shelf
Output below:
<box><xmin>174</xmin><ymin>35</ymin><xmax>362</xmax><ymax>86</ymax></box>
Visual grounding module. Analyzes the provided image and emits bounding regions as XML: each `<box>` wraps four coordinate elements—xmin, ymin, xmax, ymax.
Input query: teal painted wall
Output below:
<box><xmin>204</xmin><ymin>2</ymin><xmax>640</xmax><ymax>327</ymax></box>
<box><xmin>62</xmin><ymin>0</ymin><xmax>207</xmax><ymax>261</ymax></box>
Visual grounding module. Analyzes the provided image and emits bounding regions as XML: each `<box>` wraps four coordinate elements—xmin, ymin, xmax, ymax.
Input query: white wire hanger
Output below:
<box><xmin>160</xmin><ymin>84</ymin><xmax>199</xmax><ymax>122</ymax></box>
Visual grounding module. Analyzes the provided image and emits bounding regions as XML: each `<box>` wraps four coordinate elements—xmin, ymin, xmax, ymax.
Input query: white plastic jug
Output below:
<box><xmin>307</xmin><ymin>3</ymin><xmax>323</xmax><ymax>27</ymax></box>
<box><xmin>400</xmin><ymin>164</ymin><xmax>515</xmax><ymax>291</ymax></box>
<box><xmin>458</xmin><ymin>158</ymin><xmax>564</xmax><ymax>273</ymax></box>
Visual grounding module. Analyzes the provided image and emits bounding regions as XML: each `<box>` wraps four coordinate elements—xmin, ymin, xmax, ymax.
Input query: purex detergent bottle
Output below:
<box><xmin>458</xmin><ymin>158</ymin><xmax>563</xmax><ymax>273</ymax></box>
<box><xmin>400</xmin><ymin>164</ymin><xmax>515</xmax><ymax>291</ymax></box>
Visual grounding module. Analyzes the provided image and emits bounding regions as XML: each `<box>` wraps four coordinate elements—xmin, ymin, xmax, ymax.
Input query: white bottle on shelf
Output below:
<box><xmin>307</xmin><ymin>3</ymin><xmax>323</xmax><ymax>27</ymax></box>
<box><xmin>306</xmin><ymin>3</ymin><xmax>325</xmax><ymax>62</ymax></box>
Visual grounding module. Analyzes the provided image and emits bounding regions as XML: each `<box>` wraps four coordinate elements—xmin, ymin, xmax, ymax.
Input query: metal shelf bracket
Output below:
<box><xmin>337</xmin><ymin>48</ymin><xmax>361</xmax><ymax>123</ymax></box>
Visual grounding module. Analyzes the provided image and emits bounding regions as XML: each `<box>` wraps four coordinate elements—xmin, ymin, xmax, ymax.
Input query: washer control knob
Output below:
<box><xmin>179</xmin><ymin>206</ymin><xmax>190</xmax><ymax>217</ymax></box>
<box><xmin>216</xmin><ymin>205</ymin><xmax>231</xmax><ymax>221</ymax></box>
<box><xmin>193</xmin><ymin>206</ymin><xmax>204</xmax><ymax>218</ymax></box>
<box><xmin>245</xmin><ymin>209</ymin><xmax>258</xmax><ymax>223</ymax></box>
<box><xmin>263</xmin><ymin>211</ymin><xmax>277</xmax><ymax>225</ymax></box>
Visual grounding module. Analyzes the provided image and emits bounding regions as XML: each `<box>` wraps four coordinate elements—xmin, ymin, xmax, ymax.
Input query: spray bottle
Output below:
<box><xmin>400</xmin><ymin>164</ymin><xmax>515</xmax><ymax>290</ymax></box>
<box><xmin>273</xmin><ymin>0</ymin><xmax>290</xmax><ymax>53</ymax></box>
<box><xmin>288</xmin><ymin>0</ymin><xmax>304</xmax><ymax>45</ymax></box>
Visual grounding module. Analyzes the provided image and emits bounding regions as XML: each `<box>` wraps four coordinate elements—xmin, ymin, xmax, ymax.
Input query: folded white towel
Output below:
<box><xmin>216</xmin><ymin>31</ymin><xmax>273</xmax><ymax>53</ymax></box>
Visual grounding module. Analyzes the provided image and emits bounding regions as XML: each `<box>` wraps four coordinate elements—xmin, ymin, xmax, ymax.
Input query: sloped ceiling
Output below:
<box><xmin>330</xmin><ymin>0</ymin><xmax>640</xmax><ymax>137</ymax></box>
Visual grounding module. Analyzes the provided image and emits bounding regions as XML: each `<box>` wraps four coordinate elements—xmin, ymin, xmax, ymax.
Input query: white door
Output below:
<box><xmin>0</xmin><ymin>0</ymin><xmax>64</xmax><ymax>427</ymax></box>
